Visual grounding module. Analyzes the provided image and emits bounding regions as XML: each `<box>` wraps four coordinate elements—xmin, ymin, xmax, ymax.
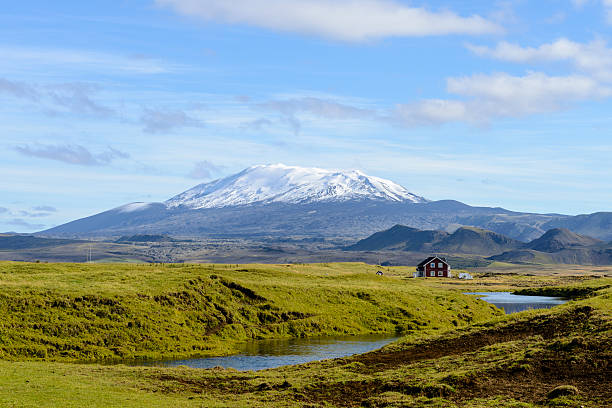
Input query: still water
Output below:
<box><xmin>133</xmin><ymin>293</ymin><xmax>565</xmax><ymax>371</ymax></box>
<box><xmin>138</xmin><ymin>334</ymin><xmax>399</xmax><ymax>371</ymax></box>
<box><xmin>467</xmin><ymin>291</ymin><xmax>567</xmax><ymax>314</ymax></box>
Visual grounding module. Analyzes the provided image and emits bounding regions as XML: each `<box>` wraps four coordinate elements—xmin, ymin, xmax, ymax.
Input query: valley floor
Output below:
<box><xmin>0</xmin><ymin>262</ymin><xmax>610</xmax><ymax>407</ymax></box>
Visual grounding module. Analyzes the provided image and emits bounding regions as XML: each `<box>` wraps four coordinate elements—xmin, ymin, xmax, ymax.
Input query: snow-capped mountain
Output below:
<box><xmin>165</xmin><ymin>164</ymin><xmax>428</xmax><ymax>209</ymax></box>
<box><xmin>44</xmin><ymin>164</ymin><xmax>612</xmax><ymax>242</ymax></box>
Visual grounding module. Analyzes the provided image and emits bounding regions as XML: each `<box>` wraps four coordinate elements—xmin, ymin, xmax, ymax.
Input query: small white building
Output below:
<box><xmin>458</xmin><ymin>272</ymin><xmax>473</xmax><ymax>280</ymax></box>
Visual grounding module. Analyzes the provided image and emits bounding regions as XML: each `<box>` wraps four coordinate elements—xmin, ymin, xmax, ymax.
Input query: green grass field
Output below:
<box><xmin>0</xmin><ymin>262</ymin><xmax>502</xmax><ymax>362</ymax></box>
<box><xmin>0</xmin><ymin>261</ymin><xmax>610</xmax><ymax>407</ymax></box>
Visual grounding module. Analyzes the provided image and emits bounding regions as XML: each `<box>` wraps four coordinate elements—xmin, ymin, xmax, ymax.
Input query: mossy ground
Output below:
<box><xmin>0</xmin><ymin>262</ymin><xmax>500</xmax><ymax>361</ymax></box>
<box><xmin>0</xmin><ymin>262</ymin><xmax>610</xmax><ymax>407</ymax></box>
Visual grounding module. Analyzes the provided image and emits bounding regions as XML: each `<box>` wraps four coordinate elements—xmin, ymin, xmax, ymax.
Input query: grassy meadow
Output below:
<box><xmin>0</xmin><ymin>261</ymin><xmax>610</xmax><ymax>407</ymax></box>
<box><xmin>0</xmin><ymin>261</ymin><xmax>501</xmax><ymax>362</ymax></box>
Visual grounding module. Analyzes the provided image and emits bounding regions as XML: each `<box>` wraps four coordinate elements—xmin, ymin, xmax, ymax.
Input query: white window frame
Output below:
<box><xmin>430</xmin><ymin>262</ymin><xmax>436</xmax><ymax>268</ymax></box>
<box><xmin>438</xmin><ymin>270</ymin><xmax>443</xmax><ymax>276</ymax></box>
<box><xmin>438</xmin><ymin>262</ymin><xmax>443</xmax><ymax>268</ymax></box>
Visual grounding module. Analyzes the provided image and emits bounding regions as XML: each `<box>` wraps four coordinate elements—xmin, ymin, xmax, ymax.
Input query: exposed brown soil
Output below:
<box><xmin>449</xmin><ymin>335</ymin><xmax>612</xmax><ymax>405</ymax></box>
<box><xmin>297</xmin><ymin>306</ymin><xmax>612</xmax><ymax>407</ymax></box>
<box><xmin>349</xmin><ymin>306</ymin><xmax>596</xmax><ymax>373</ymax></box>
<box><xmin>150</xmin><ymin>305</ymin><xmax>611</xmax><ymax>407</ymax></box>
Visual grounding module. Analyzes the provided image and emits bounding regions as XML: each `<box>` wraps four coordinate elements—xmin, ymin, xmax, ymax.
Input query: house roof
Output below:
<box><xmin>417</xmin><ymin>256</ymin><xmax>449</xmax><ymax>268</ymax></box>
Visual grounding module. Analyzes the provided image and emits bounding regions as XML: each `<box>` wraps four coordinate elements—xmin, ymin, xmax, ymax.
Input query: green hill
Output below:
<box><xmin>0</xmin><ymin>262</ymin><xmax>500</xmax><ymax>362</ymax></box>
<box><xmin>1</xmin><ymin>270</ymin><xmax>610</xmax><ymax>407</ymax></box>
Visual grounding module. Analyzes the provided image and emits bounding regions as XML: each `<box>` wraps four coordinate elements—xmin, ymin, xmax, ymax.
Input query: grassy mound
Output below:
<box><xmin>0</xmin><ymin>262</ymin><xmax>501</xmax><ymax>361</ymax></box>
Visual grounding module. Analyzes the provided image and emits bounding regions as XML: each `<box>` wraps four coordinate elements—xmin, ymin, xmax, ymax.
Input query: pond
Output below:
<box><xmin>130</xmin><ymin>292</ymin><xmax>566</xmax><ymax>371</ymax></box>
<box><xmin>136</xmin><ymin>333</ymin><xmax>399</xmax><ymax>371</ymax></box>
<box><xmin>466</xmin><ymin>291</ymin><xmax>567</xmax><ymax>314</ymax></box>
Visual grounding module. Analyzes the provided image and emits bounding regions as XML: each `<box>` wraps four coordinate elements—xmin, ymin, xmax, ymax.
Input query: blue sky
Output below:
<box><xmin>2</xmin><ymin>0</ymin><xmax>612</xmax><ymax>232</ymax></box>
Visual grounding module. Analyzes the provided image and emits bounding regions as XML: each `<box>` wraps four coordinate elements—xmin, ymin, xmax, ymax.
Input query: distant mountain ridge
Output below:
<box><xmin>38</xmin><ymin>164</ymin><xmax>612</xmax><ymax>242</ymax></box>
<box><xmin>0</xmin><ymin>235</ymin><xmax>85</xmax><ymax>250</ymax></box>
<box><xmin>347</xmin><ymin>224</ymin><xmax>612</xmax><ymax>265</ymax></box>
<box><xmin>345</xmin><ymin>225</ymin><xmax>449</xmax><ymax>251</ymax></box>
<box><xmin>526</xmin><ymin>228</ymin><xmax>603</xmax><ymax>252</ymax></box>
<box><xmin>434</xmin><ymin>226</ymin><xmax>523</xmax><ymax>255</ymax></box>
<box><xmin>489</xmin><ymin>227</ymin><xmax>610</xmax><ymax>265</ymax></box>
<box><xmin>346</xmin><ymin>225</ymin><xmax>523</xmax><ymax>256</ymax></box>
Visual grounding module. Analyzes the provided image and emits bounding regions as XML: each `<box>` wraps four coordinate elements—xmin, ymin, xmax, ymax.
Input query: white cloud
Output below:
<box><xmin>256</xmin><ymin>96</ymin><xmax>376</xmax><ymax>134</ymax></box>
<box><xmin>0</xmin><ymin>77</ymin><xmax>114</xmax><ymax>116</ymax></box>
<box><xmin>187</xmin><ymin>160</ymin><xmax>223</xmax><ymax>179</ymax></box>
<box><xmin>569</xmin><ymin>1</ymin><xmax>612</xmax><ymax>23</ymax></box>
<box><xmin>0</xmin><ymin>78</ymin><xmax>38</xmax><ymax>100</ymax></box>
<box><xmin>15</xmin><ymin>144</ymin><xmax>130</xmax><ymax>166</ymax></box>
<box><xmin>0</xmin><ymin>46</ymin><xmax>179</xmax><ymax>74</ymax></box>
<box><xmin>258</xmin><ymin>97</ymin><xmax>374</xmax><ymax>119</ymax></box>
<box><xmin>4</xmin><ymin>218</ymin><xmax>45</xmax><ymax>231</ymax></box>
<box><xmin>240</xmin><ymin>118</ymin><xmax>273</xmax><ymax>131</ymax></box>
<box><xmin>604</xmin><ymin>0</ymin><xmax>612</xmax><ymax>23</ymax></box>
<box><xmin>155</xmin><ymin>0</ymin><xmax>502</xmax><ymax>41</ymax></box>
<box><xmin>395</xmin><ymin>99</ymin><xmax>468</xmax><ymax>126</ymax></box>
<box><xmin>140</xmin><ymin>108</ymin><xmax>204</xmax><ymax>134</ymax></box>
<box><xmin>242</xmin><ymin>74</ymin><xmax>608</xmax><ymax>129</ymax></box>
<box><xmin>571</xmin><ymin>0</ymin><xmax>590</xmax><ymax>7</ymax></box>
<box><xmin>447</xmin><ymin>72</ymin><xmax>606</xmax><ymax>107</ymax></box>
<box><xmin>395</xmin><ymin>72</ymin><xmax>609</xmax><ymax>125</ymax></box>
<box><xmin>46</xmin><ymin>83</ymin><xmax>114</xmax><ymax>116</ymax></box>
<box><xmin>33</xmin><ymin>206</ymin><xmax>57</xmax><ymax>212</ymax></box>
<box><xmin>467</xmin><ymin>38</ymin><xmax>612</xmax><ymax>81</ymax></box>
<box><xmin>545</xmin><ymin>11</ymin><xmax>566</xmax><ymax>24</ymax></box>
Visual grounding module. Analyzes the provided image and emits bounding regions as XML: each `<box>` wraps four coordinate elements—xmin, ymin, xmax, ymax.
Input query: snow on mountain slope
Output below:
<box><xmin>166</xmin><ymin>164</ymin><xmax>427</xmax><ymax>209</ymax></box>
<box><xmin>116</xmin><ymin>202</ymin><xmax>154</xmax><ymax>213</ymax></box>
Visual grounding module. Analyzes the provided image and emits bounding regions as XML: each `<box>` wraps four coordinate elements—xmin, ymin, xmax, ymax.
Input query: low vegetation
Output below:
<box><xmin>1</xmin><ymin>262</ymin><xmax>610</xmax><ymax>407</ymax></box>
<box><xmin>514</xmin><ymin>284</ymin><xmax>611</xmax><ymax>299</ymax></box>
<box><xmin>0</xmin><ymin>262</ymin><xmax>500</xmax><ymax>362</ymax></box>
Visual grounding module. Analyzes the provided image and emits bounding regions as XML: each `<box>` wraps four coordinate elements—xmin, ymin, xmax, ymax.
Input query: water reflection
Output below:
<box><xmin>139</xmin><ymin>334</ymin><xmax>399</xmax><ymax>371</ymax></box>
<box><xmin>133</xmin><ymin>292</ymin><xmax>566</xmax><ymax>370</ymax></box>
<box><xmin>467</xmin><ymin>292</ymin><xmax>567</xmax><ymax>314</ymax></box>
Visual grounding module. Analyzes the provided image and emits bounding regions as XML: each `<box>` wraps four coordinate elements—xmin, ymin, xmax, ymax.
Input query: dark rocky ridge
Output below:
<box><xmin>526</xmin><ymin>228</ymin><xmax>603</xmax><ymax>252</ymax></box>
<box><xmin>345</xmin><ymin>225</ymin><xmax>450</xmax><ymax>251</ymax></box>
<box><xmin>347</xmin><ymin>224</ymin><xmax>612</xmax><ymax>265</ymax></box>
<box><xmin>434</xmin><ymin>226</ymin><xmax>523</xmax><ymax>255</ymax></box>
<box><xmin>0</xmin><ymin>235</ymin><xmax>85</xmax><ymax>250</ymax></box>
<box><xmin>346</xmin><ymin>225</ymin><xmax>523</xmax><ymax>256</ymax></box>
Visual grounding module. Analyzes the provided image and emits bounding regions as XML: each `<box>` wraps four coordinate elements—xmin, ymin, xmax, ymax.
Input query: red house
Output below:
<box><xmin>414</xmin><ymin>256</ymin><xmax>451</xmax><ymax>278</ymax></box>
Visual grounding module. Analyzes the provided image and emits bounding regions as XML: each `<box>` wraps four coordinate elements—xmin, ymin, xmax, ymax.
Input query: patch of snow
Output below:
<box><xmin>166</xmin><ymin>164</ymin><xmax>427</xmax><ymax>209</ymax></box>
<box><xmin>116</xmin><ymin>202</ymin><xmax>152</xmax><ymax>213</ymax></box>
